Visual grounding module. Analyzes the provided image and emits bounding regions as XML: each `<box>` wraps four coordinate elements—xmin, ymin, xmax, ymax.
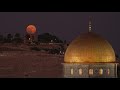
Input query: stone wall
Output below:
<box><xmin>63</xmin><ymin>63</ymin><xmax>117</xmax><ymax>78</ymax></box>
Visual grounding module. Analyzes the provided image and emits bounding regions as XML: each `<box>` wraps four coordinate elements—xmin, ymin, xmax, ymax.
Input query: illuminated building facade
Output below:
<box><xmin>62</xmin><ymin>20</ymin><xmax>118</xmax><ymax>78</ymax></box>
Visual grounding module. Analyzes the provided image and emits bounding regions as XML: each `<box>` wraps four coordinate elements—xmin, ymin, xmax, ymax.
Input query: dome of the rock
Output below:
<box><xmin>64</xmin><ymin>32</ymin><xmax>115</xmax><ymax>63</ymax></box>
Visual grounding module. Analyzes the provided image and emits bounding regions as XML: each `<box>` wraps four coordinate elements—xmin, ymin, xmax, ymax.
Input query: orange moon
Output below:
<box><xmin>26</xmin><ymin>25</ymin><xmax>36</xmax><ymax>34</ymax></box>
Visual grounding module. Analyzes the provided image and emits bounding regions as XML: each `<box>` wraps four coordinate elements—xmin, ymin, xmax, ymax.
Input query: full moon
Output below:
<box><xmin>26</xmin><ymin>25</ymin><xmax>36</xmax><ymax>34</ymax></box>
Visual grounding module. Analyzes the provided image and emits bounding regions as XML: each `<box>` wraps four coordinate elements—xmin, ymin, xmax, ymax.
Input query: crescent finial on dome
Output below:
<box><xmin>89</xmin><ymin>17</ymin><xmax>92</xmax><ymax>32</ymax></box>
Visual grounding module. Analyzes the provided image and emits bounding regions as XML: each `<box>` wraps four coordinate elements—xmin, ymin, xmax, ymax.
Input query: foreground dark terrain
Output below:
<box><xmin>0</xmin><ymin>52</ymin><xmax>64</xmax><ymax>78</ymax></box>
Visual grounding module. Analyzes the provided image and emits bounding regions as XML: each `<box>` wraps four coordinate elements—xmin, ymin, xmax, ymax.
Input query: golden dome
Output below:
<box><xmin>64</xmin><ymin>32</ymin><xmax>115</xmax><ymax>63</ymax></box>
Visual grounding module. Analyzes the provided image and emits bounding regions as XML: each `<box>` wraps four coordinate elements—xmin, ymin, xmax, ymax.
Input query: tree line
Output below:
<box><xmin>0</xmin><ymin>33</ymin><xmax>66</xmax><ymax>44</ymax></box>
<box><xmin>0</xmin><ymin>33</ymin><xmax>23</xmax><ymax>44</ymax></box>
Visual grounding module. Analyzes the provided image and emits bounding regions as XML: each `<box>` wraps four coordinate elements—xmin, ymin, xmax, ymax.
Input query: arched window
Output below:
<box><xmin>107</xmin><ymin>69</ymin><xmax>110</xmax><ymax>75</ymax></box>
<box><xmin>71</xmin><ymin>68</ymin><xmax>74</xmax><ymax>75</ymax></box>
<box><xmin>99</xmin><ymin>68</ymin><xmax>103</xmax><ymax>75</ymax></box>
<box><xmin>89</xmin><ymin>69</ymin><xmax>93</xmax><ymax>75</ymax></box>
<box><xmin>79</xmin><ymin>69</ymin><xmax>82</xmax><ymax>75</ymax></box>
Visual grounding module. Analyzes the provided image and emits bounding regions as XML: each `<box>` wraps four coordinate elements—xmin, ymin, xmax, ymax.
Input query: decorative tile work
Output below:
<box><xmin>63</xmin><ymin>63</ymin><xmax>117</xmax><ymax>78</ymax></box>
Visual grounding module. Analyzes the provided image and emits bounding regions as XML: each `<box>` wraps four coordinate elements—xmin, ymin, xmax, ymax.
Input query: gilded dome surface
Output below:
<box><xmin>64</xmin><ymin>32</ymin><xmax>115</xmax><ymax>63</ymax></box>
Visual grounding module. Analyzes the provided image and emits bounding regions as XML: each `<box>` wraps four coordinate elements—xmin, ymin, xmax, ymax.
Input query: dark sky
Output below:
<box><xmin>0</xmin><ymin>12</ymin><xmax>120</xmax><ymax>55</ymax></box>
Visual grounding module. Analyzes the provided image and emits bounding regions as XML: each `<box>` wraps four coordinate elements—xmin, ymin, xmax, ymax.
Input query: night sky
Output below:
<box><xmin>0</xmin><ymin>12</ymin><xmax>120</xmax><ymax>55</ymax></box>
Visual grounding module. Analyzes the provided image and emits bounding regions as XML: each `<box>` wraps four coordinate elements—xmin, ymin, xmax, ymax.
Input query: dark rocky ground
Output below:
<box><xmin>0</xmin><ymin>53</ymin><xmax>64</xmax><ymax>78</ymax></box>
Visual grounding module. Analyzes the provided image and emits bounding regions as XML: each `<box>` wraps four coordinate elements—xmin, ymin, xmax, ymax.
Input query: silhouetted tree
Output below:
<box><xmin>25</xmin><ymin>34</ymin><xmax>30</xmax><ymax>40</ymax></box>
<box><xmin>64</xmin><ymin>40</ymin><xmax>67</xmax><ymax>44</ymax></box>
<box><xmin>14</xmin><ymin>33</ymin><xmax>20</xmax><ymax>38</ymax></box>
<box><xmin>5</xmin><ymin>33</ymin><xmax>13</xmax><ymax>43</ymax></box>
<box><xmin>0</xmin><ymin>34</ymin><xmax>4</xmax><ymax>43</ymax></box>
<box><xmin>13</xmin><ymin>33</ymin><xmax>23</xmax><ymax>44</ymax></box>
<box><xmin>38</xmin><ymin>33</ymin><xmax>63</xmax><ymax>43</ymax></box>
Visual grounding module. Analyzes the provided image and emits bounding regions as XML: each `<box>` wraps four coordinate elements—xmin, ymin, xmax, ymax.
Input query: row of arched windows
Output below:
<box><xmin>70</xmin><ymin>68</ymin><xmax>110</xmax><ymax>75</ymax></box>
